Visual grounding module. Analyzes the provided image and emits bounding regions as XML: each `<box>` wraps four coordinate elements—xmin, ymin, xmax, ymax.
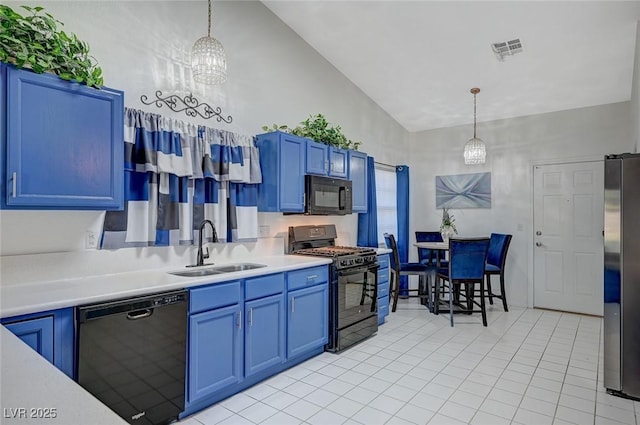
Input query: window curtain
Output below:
<box><xmin>101</xmin><ymin>108</ymin><xmax>262</xmax><ymax>249</ymax></box>
<box><xmin>357</xmin><ymin>156</ymin><xmax>378</xmax><ymax>248</ymax></box>
<box><xmin>396</xmin><ymin>165</ymin><xmax>410</xmax><ymax>295</ymax></box>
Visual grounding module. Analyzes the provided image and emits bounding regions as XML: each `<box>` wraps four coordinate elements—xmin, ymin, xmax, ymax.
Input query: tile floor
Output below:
<box><xmin>181</xmin><ymin>299</ymin><xmax>638</xmax><ymax>425</ymax></box>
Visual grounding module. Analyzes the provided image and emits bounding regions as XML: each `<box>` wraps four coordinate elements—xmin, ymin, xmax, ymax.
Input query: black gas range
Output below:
<box><xmin>288</xmin><ymin>225</ymin><xmax>379</xmax><ymax>352</ymax></box>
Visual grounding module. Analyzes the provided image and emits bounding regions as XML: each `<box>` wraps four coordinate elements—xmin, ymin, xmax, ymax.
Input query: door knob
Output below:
<box><xmin>536</xmin><ymin>242</ymin><xmax>542</xmax><ymax>247</ymax></box>
<box><xmin>536</xmin><ymin>231</ymin><xmax>542</xmax><ymax>236</ymax></box>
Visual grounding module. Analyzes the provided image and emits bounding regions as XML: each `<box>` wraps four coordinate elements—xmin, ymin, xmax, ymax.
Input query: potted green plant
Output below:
<box><xmin>262</xmin><ymin>113</ymin><xmax>361</xmax><ymax>150</ymax></box>
<box><xmin>440</xmin><ymin>208</ymin><xmax>458</xmax><ymax>242</ymax></box>
<box><xmin>0</xmin><ymin>5</ymin><xmax>103</xmax><ymax>87</ymax></box>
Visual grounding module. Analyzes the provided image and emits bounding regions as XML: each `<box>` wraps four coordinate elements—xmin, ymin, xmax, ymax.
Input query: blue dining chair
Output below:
<box><xmin>436</xmin><ymin>238</ymin><xmax>490</xmax><ymax>326</ymax></box>
<box><xmin>485</xmin><ymin>233</ymin><xmax>512</xmax><ymax>312</ymax></box>
<box><xmin>415</xmin><ymin>231</ymin><xmax>448</xmax><ymax>267</ymax></box>
<box><xmin>384</xmin><ymin>233</ymin><xmax>432</xmax><ymax>312</ymax></box>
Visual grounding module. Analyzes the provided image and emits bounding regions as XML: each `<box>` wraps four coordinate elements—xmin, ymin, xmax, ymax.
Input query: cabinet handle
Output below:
<box><xmin>249</xmin><ymin>308</ymin><xmax>253</xmax><ymax>326</ymax></box>
<box><xmin>291</xmin><ymin>297</ymin><xmax>295</xmax><ymax>313</ymax></box>
<box><xmin>237</xmin><ymin>311</ymin><xmax>242</xmax><ymax>330</ymax></box>
<box><xmin>307</xmin><ymin>275</ymin><xmax>318</xmax><ymax>281</ymax></box>
<box><xmin>11</xmin><ymin>172</ymin><xmax>16</xmax><ymax>197</ymax></box>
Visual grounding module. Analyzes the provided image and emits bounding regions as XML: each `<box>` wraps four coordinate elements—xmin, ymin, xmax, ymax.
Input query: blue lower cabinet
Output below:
<box><xmin>245</xmin><ymin>293</ymin><xmax>285</xmax><ymax>377</ymax></box>
<box><xmin>184</xmin><ymin>268</ymin><xmax>328</xmax><ymax>417</ymax></box>
<box><xmin>4</xmin><ymin>316</ymin><xmax>54</xmax><ymax>361</ymax></box>
<box><xmin>2</xmin><ymin>307</ymin><xmax>74</xmax><ymax>378</ymax></box>
<box><xmin>378</xmin><ymin>254</ymin><xmax>390</xmax><ymax>325</ymax></box>
<box><xmin>188</xmin><ymin>304</ymin><xmax>243</xmax><ymax>403</ymax></box>
<box><xmin>287</xmin><ymin>284</ymin><xmax>328</xmax><ymax>359</ymax></box>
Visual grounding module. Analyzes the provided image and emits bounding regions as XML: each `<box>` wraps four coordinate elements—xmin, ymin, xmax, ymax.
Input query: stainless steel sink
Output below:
<box><xmin>213</xmin><ymin>263</ymin><xmax>267</xmax><ymax>273</ymax></box>
<box><xmin>168</xmin><ymin>263</ymin><xmax>267</xmax><ymax>277</ymax></box>
<box><xmin>168</xmin><ymin>268</ymin><xmax>224</xmax><ymax>277</ymax></box>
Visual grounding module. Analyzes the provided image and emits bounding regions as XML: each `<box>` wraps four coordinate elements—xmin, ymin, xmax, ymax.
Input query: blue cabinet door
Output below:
<box><xmin>328</xmin><ymin>147</ymin><xmax>348</xmax><ymax>178</ymax></box>
<box><xmin>188</xmin><ymin>304</ymin><xmax>243</xmax><ymax>403</ymax></box>
<box><xmin>349</xmin><ymin>150</ymin><xmax>368</xmax><ymax>213</ymax></box>
<box><xmin>256</xmin><ymin>131</ymin><xmax>305</xmax><ymax>212</ymax></box>
<box><xmin>287</xmin><ymin>284</ymin><xmax>328</xmax><ymax>359</ymax></box>
<box><xmin>2</xmin><ymin>64</ymin><xmax>124</xmax><ymax>210</ymax></box>
<box><xmin>377</xmin><ymin>254</ymin><xmax>390</xmax><ymax>325</ymax></box>
<box><xmin>245</xmin><ymin>293</ymin><xmax>285</xmax><ymax>377</ymax></box>
<box><xmin>4</xmin><ymin>316</ymin><xmax>54</xmax><ymax>363</ymax></box>
<box><xmin>306</xmin><ymin>140</ymin><xmax>328</xmax><ymax>175</ymax></box>
<box><xmin>2</xmin><ymin>307</ymin><xmax>74</xmax><ymax>378</ymax></box>
<box><xmin>280</xmin><ymin>135</ymin><xmax>305</xmax><ymax>211</ymax></box>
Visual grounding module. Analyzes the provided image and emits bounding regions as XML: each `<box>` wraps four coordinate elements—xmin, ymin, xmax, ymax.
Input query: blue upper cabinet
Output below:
<box><xmin>306</xmin><ymin>141</ymin><xmax>348</xmax><ymax>178</ymax></box>
<box><xmin>306</xmin><ymin>140</ymin><xmax>328</xmax><ymax>175</ymax></box>
<box><xmin>256</xmin><ymin>131</ymin><xmax>306</xmax><ymax>213</ymax></box>
<box><xmin>1</xmin><ymin>63</ymin><xmax>124</xmax><ymax>210</ymax></box>
<box><xmin>348</xmin><ymin>150</ymin><xmax>368</xmax><ymax>213</ymax></box>
<box><xmin>328</xmin><ymin>147</ymin><xmax>348</xmax><ymax>178</ymax></box>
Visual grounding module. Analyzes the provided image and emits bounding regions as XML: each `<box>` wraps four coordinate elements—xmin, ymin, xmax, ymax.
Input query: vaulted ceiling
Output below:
<box><xmin>263</xmin><ymin>1</ymin><xmax>640</xmax><ymax>132</ymax></box>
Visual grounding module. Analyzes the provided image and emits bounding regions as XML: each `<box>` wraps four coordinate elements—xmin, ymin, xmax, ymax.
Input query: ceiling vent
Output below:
<box><xmin>491</xmin><ymin>38</ymin><xmax>523</xmax><ymax>61</ymax></box>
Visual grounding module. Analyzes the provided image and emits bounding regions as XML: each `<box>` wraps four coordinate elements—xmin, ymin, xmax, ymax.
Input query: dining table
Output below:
<box><xmin>413</xmin><ymin>241</ymin><xmax>451</xmax><ymax>313</ymax></box>
<box><xmin>414</xmin><ymin>241</ymin><xmax>449</xmax><ymax>267</ymax></box>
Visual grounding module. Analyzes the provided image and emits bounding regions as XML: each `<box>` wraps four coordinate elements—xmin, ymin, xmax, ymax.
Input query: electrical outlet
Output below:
<box><xmin>259</xmin><ymin>225</ymin><xmax>270</xmax><ymax>238</ymax></box>
<box><xmin>85</xmin><ymin>230</ymin><xmax>98</xmax><ymax>249</ymax></box>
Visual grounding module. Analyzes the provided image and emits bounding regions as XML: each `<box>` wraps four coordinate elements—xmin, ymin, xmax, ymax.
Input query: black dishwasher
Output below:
<box><xmin>76</xmin><ymin>290</ymin><xmax>188</xmax><ymax>425</ymax></box>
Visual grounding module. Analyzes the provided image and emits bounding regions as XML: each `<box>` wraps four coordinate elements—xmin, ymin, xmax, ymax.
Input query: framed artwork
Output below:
<box><xmin>435</xmin><ymin>172</ymin><xmax>491</xmax><ymax>209</ymax></box>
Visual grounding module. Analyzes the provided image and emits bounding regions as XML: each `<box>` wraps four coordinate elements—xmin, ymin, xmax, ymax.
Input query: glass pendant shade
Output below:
<box><xmin>464</xmin><ymin>137</ymin><xmax>487</xmax><ymax>164</ymax></box>
<box><xmin>191</xmin><ymin>36</ymin><xmax>227</xmax><ymax>84</ymax></box>
<box><xmin>191</xmin><ymin>0</ymin><xmax>227</xmax><ymax>85</ymax></box>
<box><xmin>463</xmin><ymin>87</ymin><xmax>486</xmax><ymax>165</ymax></box>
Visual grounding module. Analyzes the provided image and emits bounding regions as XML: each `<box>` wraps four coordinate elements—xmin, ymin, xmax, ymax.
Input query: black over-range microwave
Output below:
<box><xmin>304</xmin><ymin>175</ymin><xmax>353</xmax><ymax>215</ymax></box>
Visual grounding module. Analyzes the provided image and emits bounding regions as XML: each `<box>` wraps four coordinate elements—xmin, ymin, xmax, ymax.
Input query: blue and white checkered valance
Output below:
<box><xmin>101</xmin><ymin>108</ymin><xmax>262</xmax><ymax>249</ymax></box>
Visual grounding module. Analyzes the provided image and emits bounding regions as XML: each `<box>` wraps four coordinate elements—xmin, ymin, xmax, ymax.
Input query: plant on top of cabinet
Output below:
<box><xmin>0</xmin><ymin>5</ymin><xmax>103</xmax><ymax>87</ymax></box>
<box><xmin>261</xmin><ymin>113</ymin><xmax>361</xmax><ymax>150</ymax></box>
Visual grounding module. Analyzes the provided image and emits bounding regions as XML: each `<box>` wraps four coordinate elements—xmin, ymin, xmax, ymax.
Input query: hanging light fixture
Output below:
<box><xmin>191</xmin><ymin>0</ymin><xmax>227</xmax><ymax>84</ymax></box>
<box><xmin>463</xmin><ymin>87</ymin><xmax>486</xmax><ymax>165</ymax></box>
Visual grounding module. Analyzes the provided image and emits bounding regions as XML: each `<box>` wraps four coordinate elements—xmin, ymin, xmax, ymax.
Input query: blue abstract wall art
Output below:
<box><xmin>435</xmin><ymin>172</ymin><xmax>491</xmax><ymax>209</ymax></box>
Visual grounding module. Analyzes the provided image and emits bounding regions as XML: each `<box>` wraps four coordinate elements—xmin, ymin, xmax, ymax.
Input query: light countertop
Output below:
<box><xmin>1</xmin><ymin>326</ymin><xmax>128</xmax><ymax>424</ymax></box>
<box><xmin>1</xmin><ymin>255</ymin><xmax>332</xmax><ymax>318</ymax></box>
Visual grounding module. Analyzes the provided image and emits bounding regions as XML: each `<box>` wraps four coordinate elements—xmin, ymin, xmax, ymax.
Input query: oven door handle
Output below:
<box><xmin>339</xmin><ymin>264</ymin><xmax>380</xmax><ymax>276</ymax></box>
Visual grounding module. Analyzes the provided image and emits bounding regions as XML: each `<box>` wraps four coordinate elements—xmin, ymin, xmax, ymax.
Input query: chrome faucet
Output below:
<box><xmin>194</xmin><ymin>219</ymin><xmax>218</xmax><ymax>267</ymax></box>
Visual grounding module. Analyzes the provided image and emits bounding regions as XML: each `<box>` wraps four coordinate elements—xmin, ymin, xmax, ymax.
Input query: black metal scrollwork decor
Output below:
<box><xmin>140</xmin><ymin>90</ymin><xmax>233</xmax><ymax>123</ymax></box>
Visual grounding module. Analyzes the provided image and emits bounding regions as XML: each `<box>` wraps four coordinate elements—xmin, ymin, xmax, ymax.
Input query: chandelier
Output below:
<box><xmin>463</xmin><ymin>87</ymin><xmax>486</xmax><ymax>165</ymax></box>
<box><xmin>191</xmin><ymin>0</ymin><xmax>227</xmax><ymax>85</ymax></box>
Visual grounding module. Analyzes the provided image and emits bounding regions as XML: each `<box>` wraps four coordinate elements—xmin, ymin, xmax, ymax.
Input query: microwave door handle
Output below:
<box><xmin>339</xmin><ymin>187</ymin><xmax>346</xmax><ymax>210</ymax></box>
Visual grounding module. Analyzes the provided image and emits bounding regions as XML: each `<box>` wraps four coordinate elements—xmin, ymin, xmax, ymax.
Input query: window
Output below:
<box><xmin>375</xmin><ymin>165</ymin><xmax>397</xmax><ymax>248</ymax></box>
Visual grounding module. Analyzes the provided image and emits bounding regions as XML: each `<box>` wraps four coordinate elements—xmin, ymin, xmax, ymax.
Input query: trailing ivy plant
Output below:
<box><xmin>0</xmin><ymin>5</ymin><xmax>103</xmax><ymax>87</ymax></box>
<box><xmin>261</xmin><ymin>114</ymin><xmax>361</xmax><ymax>150</ymax></box>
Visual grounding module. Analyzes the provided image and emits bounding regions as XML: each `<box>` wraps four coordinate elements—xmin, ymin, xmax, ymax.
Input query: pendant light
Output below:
<box><xmin>463</xmin><ymin>87</ymin><xmax>486</xmax><ymax>165</ymax></box>
<box><xmin>191</xmin><ymin>0</ymin><xmax>227</xmax><ymax>85</ymax></box>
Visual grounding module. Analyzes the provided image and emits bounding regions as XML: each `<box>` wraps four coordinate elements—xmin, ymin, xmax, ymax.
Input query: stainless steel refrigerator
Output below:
<box><xmin>604</xmin><ymin>153</ymin><xmax>640</xmax><ymax>400</ymax></box>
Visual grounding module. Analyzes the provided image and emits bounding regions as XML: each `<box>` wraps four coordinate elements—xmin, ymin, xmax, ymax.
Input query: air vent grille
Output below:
<box><xmin>491</xmin><ymin>38</ymin><xmax>523</xmax><ymax>61</ymax></box>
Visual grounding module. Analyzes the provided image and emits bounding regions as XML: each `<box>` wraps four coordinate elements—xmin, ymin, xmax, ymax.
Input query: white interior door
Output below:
<box><xmin>533</xmin><ymin>161</ymin><xmax>604</xmax><ymax>316</ymax></box>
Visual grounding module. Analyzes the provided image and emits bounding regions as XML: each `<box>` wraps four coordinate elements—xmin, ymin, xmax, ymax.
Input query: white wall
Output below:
<box><xmin>0</xmin><ymin>1</ymin><xmax>409</xmax><ymax>258</ymax></box>
<box><xmin>408</xmin><ymin>101</ymin><xmax>633</xmax><ymax>307</ymax></box>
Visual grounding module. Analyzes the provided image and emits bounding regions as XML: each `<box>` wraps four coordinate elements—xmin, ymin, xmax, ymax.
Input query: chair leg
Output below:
<box><xmin>480</xmin><ymin>279</ymin><xmax>487</xmax><ymax>326</ymax></box>
<box><xmin>392</xmin><ymin>272</ymin><xmax>399</xmax><ymax>312</ymax></box>
<box><xmin>425</xmin><ymin>272</ymin><xmax>433</xmax><ymax>312</ymax></box>
<box><xmin>486</xmin><ymin>274</ymin><xmax>494</xmax><ymax>305</ymax></box>
<box><xmin>499</xmin><ymin>273</ymin><xmax>508</xmax><ymax>312</ymax></box>
<box><xmin>434</xmin><ymin>276</ymin><xmax>440</xmax><ymax>315</ymax></box>
<box><xmin>449</xmin><ymin>281</ymin><xmax>455</xmax><ymax>327</ymax></box>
